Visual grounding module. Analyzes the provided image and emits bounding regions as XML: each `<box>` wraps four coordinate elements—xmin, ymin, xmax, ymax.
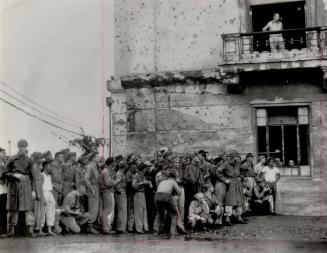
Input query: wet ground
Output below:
<box><xmin>0</xmin><ymin>215</ymin><xmax>326</xmax><ymax>253</ymax></box>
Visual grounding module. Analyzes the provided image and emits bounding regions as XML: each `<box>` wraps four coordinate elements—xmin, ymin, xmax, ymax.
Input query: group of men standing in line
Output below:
<box><xmin>0</xmin><ymin>140</ymin><xmax>281</xmax><ymax>237</ymax></box>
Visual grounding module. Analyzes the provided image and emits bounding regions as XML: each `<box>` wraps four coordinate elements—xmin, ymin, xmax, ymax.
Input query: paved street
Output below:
<box><xmin>0</xmin><ymin>215</ymin><xmax>326</xmax><ymax>253</ymax></box>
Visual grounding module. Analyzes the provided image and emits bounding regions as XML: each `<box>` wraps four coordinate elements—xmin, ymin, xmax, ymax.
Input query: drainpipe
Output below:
<box><xmin>106</xmin><ymin>97</ymin><xmax>114</xmax><ymax>157</ymax></box>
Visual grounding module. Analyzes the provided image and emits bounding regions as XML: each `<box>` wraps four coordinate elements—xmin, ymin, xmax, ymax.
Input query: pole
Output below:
<box><xmin>106</xmin><ymin>97</ymin><xmax>114</xmax><ymax>157</ymax></box>
<box><xmin>8</xmin><ymin>140</ymin><xmax>11</xmax><ymax>156</ymax></box>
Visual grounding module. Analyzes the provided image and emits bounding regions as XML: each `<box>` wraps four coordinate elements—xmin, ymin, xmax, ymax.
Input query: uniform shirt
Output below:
<box><xmin>261</xmin><ymin>166</ymin><xmax>280</xmax><ymax>183</ymax></box>
<box><xmin>0</xmin><ymin>161</ymin><xmax>7</xmax><ymax>194</ymax></box>
<box><xmin>84</xmin><ymin>161</ymin><xmax>99</xmax><ymax>189</ymax></box>
<box><xmin>241</xmin><ymin>160</ymin><xmax>255</xmax><ymax>177</ymax></box>
<box><xmin>216</xmin><ymin>159</ymin><xmax>241</xmax><ymax>182</ymax></box>
<box><xmin>62</xmin><ymin>191</ymin><xmax>80</xmax><ymax>212</ymax></box>
<box><xmin>100</xmin><ymin>167</ymin><xmax>116</xmax><ymax>192</ymax></box>
<box><xmin>254</xmin><ymin>162</ymin><xmax>264</xmax><ymax>176</ymax></box>
<box><xmin>132</xmin><ymin>171</ymin><xmax>146</xmax><ymax>192</ymax></box>
<box><xmin>115</xmin><ymin>169</ymin><xmax>127</xmax><ymax>194</ymax></box>
<box><xmin>51</xmin><ymin>160</ymin><xmax>62</xmax><ymax>193</ymax></box>
<box><xmin>42</xmin><ymin>172</ymin><xmax>53</xmax><ymax>191</ymax></box>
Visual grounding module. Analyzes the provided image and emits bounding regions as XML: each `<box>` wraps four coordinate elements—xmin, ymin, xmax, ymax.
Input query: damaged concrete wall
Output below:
<box><xmin>114</xmin><ymin>0</ymin><xmax>241</xmax><ymax>75</ymax></box>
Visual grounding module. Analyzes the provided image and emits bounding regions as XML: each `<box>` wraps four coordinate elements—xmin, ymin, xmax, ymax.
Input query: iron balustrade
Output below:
<box><xmin>222</xmin><ymin>27</ymin><xmax>327</xmax><ymax>64</ymax></box>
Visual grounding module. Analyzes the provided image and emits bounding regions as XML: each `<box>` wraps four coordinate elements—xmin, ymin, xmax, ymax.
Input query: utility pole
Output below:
<box><xmin>106</xmin><ymin>97</ymin><xmax>114</xmax><ymax>157</ymax></box>
<box><xmin>8</xmin><ymin>140</ymin><xmax>11</xmax><ymax>156</ymax></box>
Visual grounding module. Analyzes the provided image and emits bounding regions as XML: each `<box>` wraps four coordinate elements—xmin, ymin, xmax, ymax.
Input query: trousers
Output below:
<box><xmin>215</xmin><ymin>181</ymin><xmax>226</xmax><ymax>224</ymax></box>
<box><xmin>0</xmin><ymin>194</ymin><xmax>7</xmax><ymax>234</ymax></box>
<box><xmin>8</xmin><ymin>211</ymin><xmax>34</xmax><ymax>226</ymax></box>
<box><xmin>127</xmin><ymin>192</ymin><xmax>134</xmax><ymax>231</ymax></box>
<box><xmin>115</xmin><ymin>191</ymin><xmax>127</xmax><ymax>232</ymax></box>
<box><xmin>133</xmin><ymin>192</ymin><xmax>148</xmax><ymax>232</ymax></box>
<box><xmin>101</xmin><ymin>191</ymin><xmax>115</xmax><ymax>232</ymax></box>
<box><xmin>40</xmin><ymin>190</ymin><xmax>56</xmax><ymax>227</ymax></box>
<box><xmin>155</xmin><ymin>192</ymin><xmax>177</xmax><ymax>235</ymax></box>
<box><xmin>87</xmin><ymin>185</ymin><xmax>100</xmax><ymax>224</ymax></box>
<box><xmin>60</xmin><ymin>212</ymin><xmax>91</xmax><ymax>234</ymax></box>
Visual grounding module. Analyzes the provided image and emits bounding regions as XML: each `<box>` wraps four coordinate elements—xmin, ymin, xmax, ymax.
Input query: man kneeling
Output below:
<box><xmin>188</xmin><ymin>193</ymin><xmax>210</xmax><ymax>231</ymax></box>
<box><xmin>60</xmin><ymin>185</ymin><xmax>96</xmax><ymax>234</ymax></box>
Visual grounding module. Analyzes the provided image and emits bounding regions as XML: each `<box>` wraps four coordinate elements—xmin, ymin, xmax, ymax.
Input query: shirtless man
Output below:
<box><xmin>155</xmin><ymin>172</ymin><xmax>181</xmax><ymax>235</ymax></box>
<box><xmin>263</xmin><ymin>13</ymin><xmax>285</xmax><ymax>52</ymax></box>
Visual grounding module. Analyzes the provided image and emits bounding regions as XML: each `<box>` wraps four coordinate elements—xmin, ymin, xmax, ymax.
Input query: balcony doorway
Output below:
<box><xmin>251</xmin><ymin>1</ymin><xmax>306</xmax><ymax>52</ymax></box>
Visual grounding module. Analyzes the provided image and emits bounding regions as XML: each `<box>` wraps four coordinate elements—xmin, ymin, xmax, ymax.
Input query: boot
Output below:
<box><xmin>87</xmin><ymin>224</ymin><xmax>99</xmax><ymax>234</ymax></box>
<box><xmin>236</xmin><ymin>216</ymin><xmax>247</xmax><ymax>224</ymax></box>
<box><xmin>47</xmin><ymin>226</ymin><xmax>57</xmax><ymax>236</ymax></box>
<box><xmin>28</xmin><ymin>225</ymin><xmax>37</xmax><ymax>238</ymax></box>
<box><xmin>54</xmin><ymin>224</ymin><xmax>62</xmax><ymax>235</ymax></box>
<box><xmin>7</xmin><ymin>225</ymin><xmax>15</xmax><ymax>237</ymax></box>
<box><xmin>225</xmin><ymin>216</ymin><xmax>232</xmax><ymax>226</ymax></box>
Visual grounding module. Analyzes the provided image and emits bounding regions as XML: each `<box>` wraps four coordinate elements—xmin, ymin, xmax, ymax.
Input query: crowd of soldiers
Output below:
<box><xmin>0</xmin><ymin>139</ymin><xmax>281</xmax><ymax>238</ymax></box>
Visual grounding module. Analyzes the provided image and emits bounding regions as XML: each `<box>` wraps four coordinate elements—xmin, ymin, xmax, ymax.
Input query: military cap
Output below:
<box><xmin>194</xmin><ymin>193</ymin><xmax>204</xmax><ymax>200</ymax></box>
<box><xmin>54</xmin><ymin>151</ymin><xmax>62</xmax><ymax>158</ymax></box>
<box><xmin>105</xmin><ymin>157</ymin><xmax>115</xmax><ymax>166</ymax></box>
<box><xmin>60</xmin><ymin>148</ymin><xmax>70</xmax><ymax>156</ymax></box>
<box><xmin>0</xmin><ymin>147</ymin><xmax>5</xmax><ymax>153</ymax></box>
<box><xmin>229</xmin><ymin>150</ymin><xmax>239</xmax><ymax>158</ymax></box>
<box><xmin>143</xmin><ymin>160</ymin><xmax>153</xmax><ymax>167</ymax></box>
<box><xmin>246</xmin><ymin>153</ymin><xmax>253</xmax><ymax>158</ymax></box>
<box><xmin>127</xmin><ymin>154</ymin><xmax>141</xmax><ymax>164</ymax></box>
<box><xmin>198</xmin><ymin>150</ymin><xmax>209</xmax><ymax>155</ymax></box>
<box><xmin>17</xmin><ymin>139</ymin><xmax>28</xmax><ymax>148</ymax></box>
<box><xmin>31</xmin><ymin>152</ymin><xmax>42</xmax><ymax>160</ymax></box>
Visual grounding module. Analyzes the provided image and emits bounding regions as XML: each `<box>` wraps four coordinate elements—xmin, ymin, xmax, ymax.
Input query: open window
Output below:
<box><xmin>256</xmin><ymin>106</ymin><xmax>310</xmax><ymax>176</ymax></box>
<box><xmin>250</xmin><ymin>1</ymin><xmax>306</xmax><ymax>52</ymax></box>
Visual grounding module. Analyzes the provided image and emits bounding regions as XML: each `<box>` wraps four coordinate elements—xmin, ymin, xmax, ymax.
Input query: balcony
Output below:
<box><xmin>221</xmin><ymin>27</ymin><xmax>327</xmax><ymax>70</ymax></box>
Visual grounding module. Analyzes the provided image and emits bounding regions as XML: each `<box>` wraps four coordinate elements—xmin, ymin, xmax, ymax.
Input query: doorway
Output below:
<box><xmin>250</xmin><ymin>1</ymin><xmax>306</xmax><ymax>52</ymax></box>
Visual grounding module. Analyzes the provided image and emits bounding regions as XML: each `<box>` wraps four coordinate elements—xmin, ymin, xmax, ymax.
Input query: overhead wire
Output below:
<box><xmin>0</xmin><ymin>80</ymin><xmax>82</xmax><ymax>125</ymax></box>
<box><xmin>0</xmin><ymin>96</ymin><xmax>110</xmax><ymax>141</ymax></box>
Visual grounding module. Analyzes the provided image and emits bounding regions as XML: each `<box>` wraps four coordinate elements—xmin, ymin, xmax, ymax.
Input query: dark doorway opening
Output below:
<box><xmin>251</xmin><ymin>1</ymin><xmax>306</xmax><ymax>52</ymax></box>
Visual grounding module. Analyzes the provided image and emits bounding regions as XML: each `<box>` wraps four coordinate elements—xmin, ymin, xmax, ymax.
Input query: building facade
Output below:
<box><xmin>108</xmin><ymin>0</ymin><xmax>327</xmax><ymax>216</ymax></box>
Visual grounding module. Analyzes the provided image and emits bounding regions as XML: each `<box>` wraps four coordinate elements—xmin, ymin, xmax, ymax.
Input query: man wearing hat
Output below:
<box><xmin>100</xmin><ymin>157</ymin><xmax>118</xmax><ymax>234</ymax></box>
<box><xmin>183</xmin><ymin>155</ymin><xmax>205</xmax><ymax>223</ymax></box>
<box><xmin>240</xmin><ymin>153</ymin><xmax>256</xmax><ymax>204</ymax></box>
<box><xmin>4</xmin><ymin>139</ymin><xmax>38</xmax><ymax>237</ymax></box>
<box><xmin>0</xmin><ymin>147</ymin><xmax>7</xmax><ymax>236</ymax></box>
<box><xmin>216</xmin><ymin>150</ymin><xmax>245</xmax><ymax>226</ymax></box>
<box><xmin>132</xmin><ymin>157</ymin><xmax>151</xmax><ymax>233</ymax></box>
<box><xmin>31</xmin><ymin>152</ymin><xmax>45</xmax><ymax>236</ymax></box>
<box><xmin>84</xmin><ymin>152</ymin><xmax>100</xmax><ymax>234</ymax></box>
<box><xmin>115</xmin><ymin>158</ymin><xmax>128</xmax><ymax>233</ymax></box>
<box><xmin>62</xmin><ymin>152</ymin><xmax>79</xmax><ymax>199</ymax></box>
<box><xmin>188</xmin><ymin>192</ymin><xmax>210</xmax><ymax>231</ymax></box>
<box><xmin>125</xmin><ymin>153</ymin><xmax>139</xmax><ymax>232</ymax></box>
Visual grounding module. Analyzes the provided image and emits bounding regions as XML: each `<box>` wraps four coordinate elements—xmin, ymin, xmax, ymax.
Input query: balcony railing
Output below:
<box><xmin>221</xmin><ymin>27</ymin><xmax>327</xmax><ymax>65</ymax></box>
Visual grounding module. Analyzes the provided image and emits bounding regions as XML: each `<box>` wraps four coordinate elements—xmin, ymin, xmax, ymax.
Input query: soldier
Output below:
<box><xmin>31</xmin><ymin>152</ymin><xmax>45</xmax><ymax>236</ymax></box>
<box><xmin>183</xmin><ymin>155</ymin><xmax>205</xmax><ymax>224</ymax></box>
<box><xmin>4</xmin><ymin>139</ymin><xmax>38</xmax><ymax>237</ymax></box>
<box><xmin>203</xmin><ymin>183</ymin><xmax>221</xmax><ymax>227</ymax></box>
<box><xmin>84</xmin><ymin>152</ymin><xmax>100</xmax><ymax>234</ymax></box>
<box><xmin>100</xmin><ymin>157</ymin><xmax>117</xmax><ymax>234</ymax></box>
<box><xmin>126</xmin><ymin>154</ymin><xmax>138</xmax><ymax>232</ymax></box>
<box><xmin>115</xmin><ymin>159</ymin><xmax>128</xmax><ymax>233</ymax></box>
<box><xmin>216</xmin><ymin>150</ymin><xmax>246</xmax><ymax>226</ymax></box>
<box><xmin>0</xmin><ymin>147</ymin><xmax>7</xmax><ymax>236</ymax></box>
<box><xmin>188</xmin><ymin>193</ymin><xmax>210</xmax><ymax>231</ymax></box>
<box><xmin>62</xmin><ymin>152</ymin><xmax>79</xmax><ymax>199</ymax></box>
<box><xmin>60</xmin><ymin>185</ymin><xmax>93</xmax><ymax>234</ymax></box>
<box><xmin>132</xmin><ymin>157</ymin><xmax>151</xmax><ymax>233</ymax></box>
<box><xmin>240</xmin><ymin>153</ymin><xmax>256</xmax><ymax>210</ymax></box>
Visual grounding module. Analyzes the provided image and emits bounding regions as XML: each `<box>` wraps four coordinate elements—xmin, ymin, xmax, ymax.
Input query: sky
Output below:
<box><xmin>0</xmin><ymin>0</ymin><xmax>114</xmax><ymax>156</ymax></box>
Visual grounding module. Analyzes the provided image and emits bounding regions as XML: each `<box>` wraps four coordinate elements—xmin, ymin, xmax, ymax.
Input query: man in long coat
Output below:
<box><xmin>4</xmin><ymin>139</ymin><xmax>39</xmax><ymax>237</ymax></box>
<box><xmin>216</xmin><ymin>150</ymin><xmax>246</xmax><ymax>226</ymax></box>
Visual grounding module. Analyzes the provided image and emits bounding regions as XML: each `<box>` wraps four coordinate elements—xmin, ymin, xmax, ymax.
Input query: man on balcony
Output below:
<box><xmin>263</xmin><ymin>13</ymin><xmax>285</xmax><ymax>52</ymax></box>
